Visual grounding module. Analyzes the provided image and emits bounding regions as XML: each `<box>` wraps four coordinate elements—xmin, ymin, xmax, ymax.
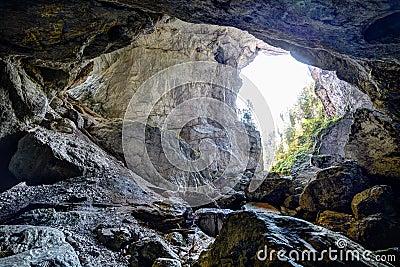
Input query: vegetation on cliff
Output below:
<box><xmin>271</xmin><ymin>82</ymin><xmax>340</xmax><ymax>175</ymax></box>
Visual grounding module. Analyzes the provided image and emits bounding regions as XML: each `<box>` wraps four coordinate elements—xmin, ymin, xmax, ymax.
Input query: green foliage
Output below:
<box><xmin>270</xmin><ymin>83</ymin><xmax>340</xmax><ymax>175</ymax></box>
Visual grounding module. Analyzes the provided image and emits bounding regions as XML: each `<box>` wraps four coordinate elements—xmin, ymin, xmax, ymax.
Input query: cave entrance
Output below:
<box><xmin>237</xmin><ymin>52</ymin><xmax>314</xmax><ymax>171</ymax></box>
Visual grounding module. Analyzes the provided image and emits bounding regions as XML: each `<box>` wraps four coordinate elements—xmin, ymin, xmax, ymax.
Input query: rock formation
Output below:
<box><xmin>0</xmin><ymin>1</ymin><xmax>399</xmax><ymax>266</ymax></box>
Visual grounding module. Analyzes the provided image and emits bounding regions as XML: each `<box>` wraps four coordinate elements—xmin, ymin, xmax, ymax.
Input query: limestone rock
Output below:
<box><xmin>9</xmin><ymin>127</ymin><xmax>121</xmax><ymax>185</ymax></box>
<box><xmin>194</xmin><ymin>208</ymin><xmax>233</xmax><ymax>237</ymax></box>
<box><xmin>299</xmin><ymin>161</ymin><xmax>369</xmax><ymax>215</ymax></box>
<box><xmin>130</xmin><ymin>237</ymin><xmax>179</xmax><ymax>267</ymax></box>
<box><xmin>310</xmin><ymin>154</ymin><xmax>344</xmax><ymax>169</ymax></box>
<box><xmin>152</xmin><ymin>258</ymin><xmax>182</xmax><ymax>267</ymax></box>
<box><xmin>310</xmin><ymin>67</ymin><xmax>372</xmax><ymax>119</ymax></box>
<box><xmin>347</xmin><ymin>214</ymin><xmax>400</xmax><ymax>250</ymax></box>
<box><xmin>345</xmin><ymin>109</ymin><xmax>400</xmax><ymax>180</ymax></box>
<box><xmin>131</xmin><ymin>199</ymin><xmax>192</xmax><ymax>233</ymax></box>
<box><xmin>0</xmin><ymin>225</ymin><xmax>81</xmax><ymax>267</ymax></box>
<box><xmin>315</xmin><ymin>113</ymin><xmax>354</xmax><ymax>158</ymax></box>
<box><xmin>0</xmin><ymin>1</ymin><xmax>162</xmax><ymax>61</ymax></box>
<box><xmin>316</xmin><ymin>210</ymin><xmax>354</xmax><ymax>234</ymax></box>
<box><xmin>69</xmin><ymin>18</ymin><xmax>277</xmax><ymax>118</ymax></box>
<box><xmin>89</xmin><ymin>118</ymin><xmax>124</xmax><ymax>161</ymax></box>
<box><xmin>284</xmin><ymin>194</ymin><xmax>300</xmax><ymax>210</ymax></box>
<box><xmin>246</xmin><ymin>174</ymin><xmax>291</xmax><ymax>206</ymax></box>
<box><xmin>199</xmin><ymin>211</ymin><xmax>387</xmax><ymax>266</ymax></box>
<box><xmin>96</xmin><ymin>227</ymin><xmax>133</xmax><ymax>251</ymax></box>
<box><xmin>165</xmin><ymin>232</ymin><xmax>185</xmax><ymax>247</ymax></box>
<box><xmin>351</xmin><ymin>185</ymin><xmax>396</xmax><ymax>219</ymax></box>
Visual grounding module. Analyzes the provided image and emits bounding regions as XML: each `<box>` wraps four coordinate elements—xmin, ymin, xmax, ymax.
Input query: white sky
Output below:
<box><xmin>238</xmin><ymin>53</ymin><xmax>313</xmax><ymax>130</ymax></box>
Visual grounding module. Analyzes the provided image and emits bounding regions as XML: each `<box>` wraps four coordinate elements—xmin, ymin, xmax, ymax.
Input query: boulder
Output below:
<box><xmin>131</xmin><ymin>199</ymin><xmax>192</xmax><ymax>233</ymax></box>
<box><xmin>152</xmin><ymin>258</ymin><xmax>182</xmax><ymax>267</ymax></box>
<box><xmin>316</xmin><ymin>210</ymin><xmax>354</xmax><ymax>234</ymax></box>
<box><xmin>8</xmin><ymin>127</ymin><xmax>120</xmax><ymax>185</ymax></box>
<box><xmin>89</xmin><ymin>118</ymin><xmax>124</xmax><ymax>161</ymax></box>
<box><xmin>165</xmin><ymin>232</ymin><xmax>185</xmax><ymax>247</ymax></box>
<box><xmin>345</xmin><ymin>109</ymin><xmax>400</xmax><ymax>180</ymax></box>
<box><xmin>284</xmin><ymin>194</ymin><xmax>300</xmax><ymax>210</ymax></box>
<box><xmin>194</xmin><ymin>208</ymin><xmax>233</xmax><ymax>237</ymax></box>
<box><xmin>299</xmin><ymin>161</ymin><xmax>369</xmax><ymax>216</ymax></box>
<box><xmin>199</xmin><ymin>211</ymin><xmax>388</xmax><ymax>266</ymax></box>
<box><xmin>130</xmin><ymin>237</ymin><xmax>179</xmax><ymax>267</ymax></box>
<box><xmin>96</xmin><ymin>227</ymin><xmax>133</xmax><ymax>251</ymax></box>
<box><xmin>246</xmin><ymin>174</ymin><xmax>291</xmax><ymax>206</ymax></box>
<box><xmin>0</xmin><ymin>225</ymin><xmax>81</xmax><ymax>267</ymax></box>
<box><xmin>351</xmin><ymin>185</ymin><xmax>395</xmax><ymax>219</ymax></box>
<box><xmin>310</xmin><ymin>154</ymin><xmax>344</xmax><ymax>169</ymax></box>
<box><xmin>348</xmin><ymin>214</ymin><xmax>400</xmax><ymax>250</ymax></box>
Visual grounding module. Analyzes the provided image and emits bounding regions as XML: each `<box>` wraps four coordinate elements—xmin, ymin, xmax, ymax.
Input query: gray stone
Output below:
<box><xmin>284</xmin><ymin>194</ymin><xmax>300</xmax><ymax>210</ymax></box>
<box><xmin>165</xmin><ymin>232</ymin><xmax>185</xmax><ymax>247</ymax></box>
<box><xmin>299</xmin><ymin>161</ymin><xmax>369</xmax><ymax>215</ymax></box>
<box><xmin>345</xmin><ymin>109</ymin><xmax>400</xmax><ymax>180</ymax></box>
<box><xmin>310</xmin><ymin>67</ymin><xmax>372</xmax><ymax>119</ymax></box>
<box><xmin>316</xmin><ymin>210</ymin><xmax>354</xmax><ymax>234</ymax></box>
<box><xmin>132</xmin><ymin>237</ymin><xmax>179</xmax><ymax>266</ymax></box>
<box><xmin>152</xmin><ymin>258</ymin><xmax>182</xmax><ymax>267</ymax></box>
<box><xmin>194</xmin><ymin>208</ymin><xmax>233</xmax><ymax>237</ymax></box>
<box><xmin>89</xmin><ymin>118</ymin><xmax>124</xmax><ymax>161</ymax></box>
<box><xmin>96</xmin><ymin>227</ymin><xmax>132</xmax><ymax>251</ymax></box>
<box><xmin>8</xmin><ymin>127</ymin><xmax>121</xmax><ymax>185</ymax></box>
<box><xmin>131</xmin><ymin>199</ymin><xmax>192</xmax><ymax>233</ymax></box>
<box><xmin>348</xmin><ymin>214</ymin><xmax>400</xmax><ymax>250</ymax></box>
<box><xmin>246</xmin><ymin>174</ymin><xmax>291</xmax><ymax>206</ymax></box>
<box><xmin>0</xmin><ymin>225</ymin><xmax>81</xmax><ymax>267</ymax></box>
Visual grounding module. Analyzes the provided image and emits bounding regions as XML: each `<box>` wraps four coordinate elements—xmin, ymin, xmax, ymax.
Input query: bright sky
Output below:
<box><xmin>238</xmin><ymin>53</ymin><xmax>313</xmax><ymax>130</ymax></box>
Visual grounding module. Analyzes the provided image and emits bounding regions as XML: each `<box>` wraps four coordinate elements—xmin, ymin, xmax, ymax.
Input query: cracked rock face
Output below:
<box><xmin>345</xmin><ymin>109</ymin><xmax>400</xmax><ymax>180</ymax></box>
<box><xmin>0</xmin><ymin>225</ymin><xmax>81</xmax><ymax>267</ymax></box>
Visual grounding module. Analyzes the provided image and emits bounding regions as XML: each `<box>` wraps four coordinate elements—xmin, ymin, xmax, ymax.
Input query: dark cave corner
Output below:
<box><xmin>0</xmin><ymin>132</ymin><xmax>24</xmax><ymax>192</ymax></box>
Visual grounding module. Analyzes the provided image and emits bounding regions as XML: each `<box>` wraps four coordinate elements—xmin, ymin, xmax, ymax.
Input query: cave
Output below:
<box><xmin>0</xmin><ymin>1</ymin><xmax>399</xmax><ymax>267</ymax></box>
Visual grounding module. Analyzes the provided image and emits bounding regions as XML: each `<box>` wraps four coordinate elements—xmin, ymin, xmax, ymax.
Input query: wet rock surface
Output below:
<box><xmin>199</xmin><ymin>211</ymin><xmax>388</xmax><ymax>267</ymax></box>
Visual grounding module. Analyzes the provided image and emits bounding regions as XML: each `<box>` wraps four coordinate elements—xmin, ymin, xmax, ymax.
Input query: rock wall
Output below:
<box><xmin>310</xmin><ymin>67</ymin><xmax>373</xmax><ymax>119</ymax></box>
<box><xmin>68</xmin><ymin>18</ymin><xmax>271</xmax><ymax>205</ymax></box>
<box><xmin>69</xmin><ymin>18</ymin><xmax>280</xmax><ymax>118</ymax></box>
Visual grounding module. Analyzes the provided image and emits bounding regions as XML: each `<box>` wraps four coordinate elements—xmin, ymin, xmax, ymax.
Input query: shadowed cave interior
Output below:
<box><xmin>0</xmin><ymin>1</ymin><xmax>399</xmax><ymax>267</ymax></box>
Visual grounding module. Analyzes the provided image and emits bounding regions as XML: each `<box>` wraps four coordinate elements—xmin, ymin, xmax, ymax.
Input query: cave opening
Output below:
<box><xmin>237</xmin><ymin>52</ymin><xmax>317</xmax><ymax>171</ymax></box>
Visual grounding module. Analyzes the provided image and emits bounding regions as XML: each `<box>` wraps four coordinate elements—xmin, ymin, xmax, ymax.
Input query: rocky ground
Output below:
<box><xmin>1</xmin><ymin>1</ymin><xmax>400</xmax><ymax>267</ymax></box>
